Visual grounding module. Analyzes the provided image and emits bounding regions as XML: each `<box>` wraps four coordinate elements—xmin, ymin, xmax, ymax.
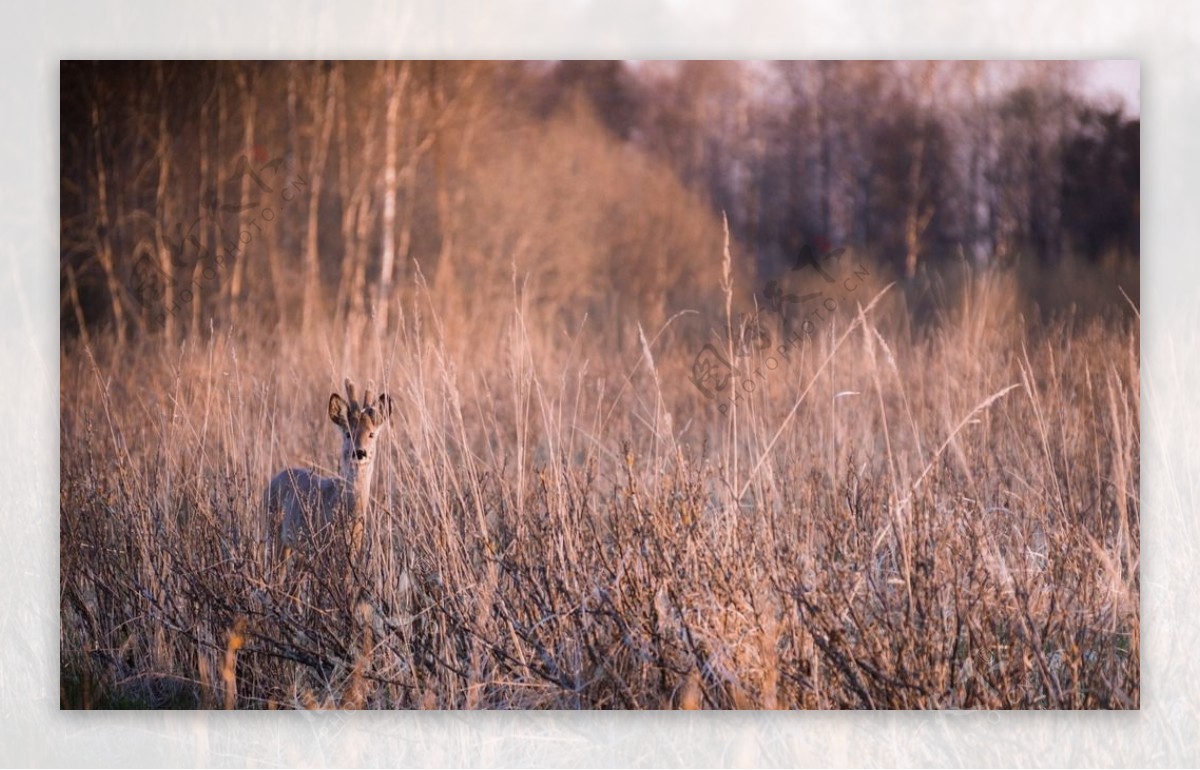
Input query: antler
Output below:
<box><xmin>344</xmin><ymin>377</ymin><xmax>384</xmax><ymax>414</ymax></box>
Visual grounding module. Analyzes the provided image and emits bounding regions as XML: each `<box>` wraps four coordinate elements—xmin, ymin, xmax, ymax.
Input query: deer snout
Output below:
<box><xmin>354</xmin><ymin>449</ymin><xmax>368</xmax><ymax>461</ymax></box>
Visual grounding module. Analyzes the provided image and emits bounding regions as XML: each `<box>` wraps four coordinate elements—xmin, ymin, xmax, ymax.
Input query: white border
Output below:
<box><xmin>5</xmin><ymin>0</ymin><xmax>1191</xmax><ymax>765</ymax></box>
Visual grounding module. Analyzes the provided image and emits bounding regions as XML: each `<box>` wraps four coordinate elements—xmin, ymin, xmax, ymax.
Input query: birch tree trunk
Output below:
<box><xmin>90</xmin><ymin>93</ymin><xmax>127</xmax><ymax>346</ymax></box>
<box><xmin>229</xmin><ymin>64</ymin><xmax>255</xmax><ymax>328</ymax></box>
<box><xmin>336</xmin><ymin>63</ymin><xmax>382</xmax><ymax>327</ymax></box>
<box><xmin>153</xmin><ymin>64</ymin><xmax>176</xmax><ymax>340</ymax></box>
<box><xmin>904</xmin><ymin>63</ymin><xmax>937</xmax><ymax>280</ymax></box>
<box><xmin>334</xmin><ymin>62</ymin><xmax>354</xmax><ymax>327</ymax></box>
<box><xmin>214</xmin><ymin>72</ymin><xmax>228</xmax><ymax>313</ymax></box>
<box><xmin>192</xmin><ymin>77</ymin><xmax>212</xmax><ymax>338</ymax></box>
<box><xmin>302</xmin><ymin>63</ymin><xmax>337</xmax><ymax>333</ymax></box>
<box><xmin>377</xmin><ymin>61</ymin><xmax>403</xmax><ymax>331</ymax></box>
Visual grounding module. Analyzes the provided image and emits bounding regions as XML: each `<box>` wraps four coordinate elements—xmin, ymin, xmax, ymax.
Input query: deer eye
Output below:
<box><xmin>369</xmin><ymin>432</ymin><xmax>376</xmax><ymax>439</ymax></box>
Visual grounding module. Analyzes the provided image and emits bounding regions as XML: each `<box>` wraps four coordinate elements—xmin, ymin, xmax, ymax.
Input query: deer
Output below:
<box><xmin>265</xmin><ymin>379</ymin><xmax>391</xmax><ymax>576</ymax></box>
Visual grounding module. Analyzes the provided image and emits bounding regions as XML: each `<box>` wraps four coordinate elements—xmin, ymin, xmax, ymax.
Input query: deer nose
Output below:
<box><xmin>354</xmin><ymin>449</ymin><xmax>368</xmax><ymax>461</ymax></box>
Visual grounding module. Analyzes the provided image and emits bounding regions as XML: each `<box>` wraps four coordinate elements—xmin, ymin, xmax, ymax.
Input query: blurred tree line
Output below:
<box><xmin>60</xmin><ymin>61</ymin><xmax>1138</xmax><ymax>343</ymax></box>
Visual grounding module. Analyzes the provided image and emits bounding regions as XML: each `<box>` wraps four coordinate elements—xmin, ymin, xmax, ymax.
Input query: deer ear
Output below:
<box><xmin>329</xmin><ymin>393</ymin><xmax>349</xmax><ymax>428</ymax></box>
<box><xmin>376</xmin><ymin>393</ymin><xmax>392</xmax><ymax>422</ymax></box>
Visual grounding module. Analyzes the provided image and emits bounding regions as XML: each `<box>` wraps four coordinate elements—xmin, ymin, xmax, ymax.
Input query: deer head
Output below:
<box><xmin>328</xmin><ymin>378</ymin><xmax>391</xmax><ymax>481</ymax></box>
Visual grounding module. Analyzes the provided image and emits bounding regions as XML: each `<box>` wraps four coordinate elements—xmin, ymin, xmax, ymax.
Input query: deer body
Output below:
<box><xmin>267</xmin><ymin>379</ymin><xmax>391</xmax><ymax>565</ymax></box>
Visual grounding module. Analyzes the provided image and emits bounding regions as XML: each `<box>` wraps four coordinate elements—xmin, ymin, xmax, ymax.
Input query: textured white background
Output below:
<box><xmin>3</xmin><ymin>0</ymin><xmax>1192</xmax><ymax>765</ymax></box>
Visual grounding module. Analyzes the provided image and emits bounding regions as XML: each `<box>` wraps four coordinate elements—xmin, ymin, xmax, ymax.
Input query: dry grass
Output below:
<box><xmin>59</xmin><ymin>257</ymin><xmax>1139</xmax><ymax>709</ymax></box>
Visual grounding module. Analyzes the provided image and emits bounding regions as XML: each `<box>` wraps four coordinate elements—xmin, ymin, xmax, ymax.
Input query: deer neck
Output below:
<box><xmin>339</xmin><ymin>461</ymin><xmax>375</xmax><ymax>518</ymax></box>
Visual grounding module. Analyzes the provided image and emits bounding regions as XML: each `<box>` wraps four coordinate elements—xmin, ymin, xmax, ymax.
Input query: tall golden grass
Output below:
<box><xmin>60</xmin><ymin>249</ymin><xmax>1138</xmax><ymax>709</ymax></box>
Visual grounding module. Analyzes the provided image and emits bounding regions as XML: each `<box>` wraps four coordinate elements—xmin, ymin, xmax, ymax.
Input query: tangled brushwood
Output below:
<box><xmin>60</xmin><ymin>263</ymin><xmax>1138</xmax><ymax>709</ymax></box>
